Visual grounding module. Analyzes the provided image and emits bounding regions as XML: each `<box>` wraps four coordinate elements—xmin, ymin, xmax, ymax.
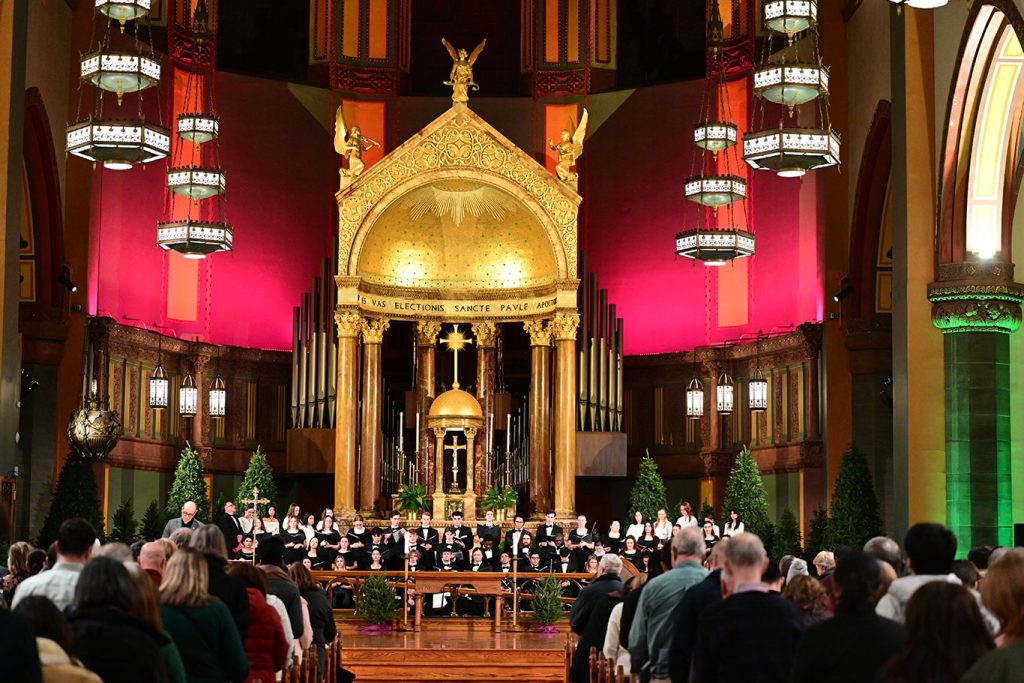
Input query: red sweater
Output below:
<box><xmin>242</xmin><ymin>588</ymin><xmax>290</xmax><ymax>683</ymax></box>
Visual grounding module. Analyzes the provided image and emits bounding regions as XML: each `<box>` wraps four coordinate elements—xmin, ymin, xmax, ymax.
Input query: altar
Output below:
<box><xmin>328</xmin><ymin>46</ymin><xmax>583</xmax><ymax>522</ymax></box>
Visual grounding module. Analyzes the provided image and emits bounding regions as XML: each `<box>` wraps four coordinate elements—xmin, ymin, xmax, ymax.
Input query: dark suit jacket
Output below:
<box><xmin>668</xmin><ymin>569</ymin><xmax>722</xmax><ymax>683</ymax></box>
<box><xmin>448</xmin><ymin>525</ymin><xmax>474</xmax><ymax>549</ymax></box>
<box><xmin>535</xmin><ymin>523</ymin><xmax>563</xmax><ymax>547</ymax></box>
<box><xmin>691</xmin><ymin>589</ymin><xmax>803</xmax><ymax>683</ymax></box>
<box><xmin>504</xmin><ymin>528</ymin><xmax>526</xmax><ymax>553</ymax></box>
<box><xmin>569</xmin><ymin>574</ymin><xmax>624</xmax><ymax>683</ymax></box>
<box><xmin>569</xmin><ymin>573</ymin><xmax>624</xmax><ymax>635</ymax></box>
<box><xmin>477</xmin><ymin>523</ymin><xmax>502</xmax><ymax>547</ymax></box>
<box><xmin>790</xmin><ymin>612</ymin><xmax>903</xmax><ymax>683</ymax></box>
<box><xmin>215</xmin><ymin>512</ymin><xmax>243</xmax><ymax>555</ymax></box>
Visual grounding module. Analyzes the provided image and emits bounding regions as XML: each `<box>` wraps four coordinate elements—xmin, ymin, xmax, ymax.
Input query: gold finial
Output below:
<box><xmin>440</xmin><ymin>324</ymin><xmax>474</xmax><ymax>389</ymax></box>
<box><xmin>441</xmin><ymin>37</ymin><xmax>487</xmax><ymax>105</ymax></box>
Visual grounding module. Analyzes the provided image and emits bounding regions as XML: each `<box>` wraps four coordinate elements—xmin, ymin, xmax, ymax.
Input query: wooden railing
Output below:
<box><xmin>280</xmin><ymin>633</ymin><xmax>343</xmax><ymax>683</ymax></box>
<box><xmin>562</xmin><ymin>638</ymin><xmax>638</xmax><ymax>683</ymax></box>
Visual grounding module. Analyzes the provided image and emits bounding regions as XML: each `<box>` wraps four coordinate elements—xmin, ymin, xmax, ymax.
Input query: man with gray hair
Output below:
<box><xmin>864</xmin><ymin>536</ymin><xmax>903</xmax><ymax>575</ymax></box>
<box><xmin>628</xmin><ymin>526</ymin><xmax>706</xmax><ymax>683</ymax></box>
<box><xmin>161</xmin><ymin>500</ymin><xmax>204</xmax><ymax>538</ymax></box>
<box><xmin>568</xmin><ymin>552</ymin><xmax>624</xmax><ymax>682</ymax></box>
<box><xmin>691</xmin><ymin>533</ymin><xmax>804</xmax><ymax>683</ymax></box>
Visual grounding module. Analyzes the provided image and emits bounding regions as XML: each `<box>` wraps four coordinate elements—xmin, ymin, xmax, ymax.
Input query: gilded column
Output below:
<box><xmin>551</xmin><ymin>313</ymin><xmax>579</xmax><ymax>516</ymax></box>
<box><xmin>464</xmin><ymin>426</ymin><xmax>478</xmax><ymax>519</ymax></box>
<box><xmin>432</xmin><ymin>426</ymin><xmax>446</xmax><ymax>520</ymax></box>
<box><xmin>359</xmin><ymin>317</ymin><xmax>389</xmax><ymax>515</ymax></box>
<box><xmin>416</xmin><ymin>321</ymin><xmax>442</xmax><ymax>490</ymax></box>
<box><xmin>472</xmin><ymin>322</ymin><xmax>497</xmax><ymax>495</ymax></box>
<box><xmin>334</xmin><ymin>309</ymin><xmax>362</xmax><ymax>519</ymax></box>
<box><xmin>524</xmin><ymin>320</ymin><xmax>552</xmax><ymax>516</ymax></box>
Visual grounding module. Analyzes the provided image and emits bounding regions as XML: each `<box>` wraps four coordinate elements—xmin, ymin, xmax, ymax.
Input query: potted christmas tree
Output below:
<box><xmin>530</xmin><ymin>575</ymin><xmax>565</xmax><ymax>634</ymax></box>
<box><xmin>356</xmin><ymin>574</ymin><xmax>397</xmax><ymax>632</ymax></box>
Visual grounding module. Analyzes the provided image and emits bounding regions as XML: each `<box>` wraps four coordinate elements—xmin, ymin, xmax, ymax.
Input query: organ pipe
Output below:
<box><xmin>575</xmin><ymin>251</ymin><xmax>626</xmax><ymax>433</ymax></box>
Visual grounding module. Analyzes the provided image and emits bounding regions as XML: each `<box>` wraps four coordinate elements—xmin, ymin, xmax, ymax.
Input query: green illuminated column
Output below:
<box><xmin>929</xmin><ymin>262</ymin><xmax>1021</xmax><ymax>548</ymax></box>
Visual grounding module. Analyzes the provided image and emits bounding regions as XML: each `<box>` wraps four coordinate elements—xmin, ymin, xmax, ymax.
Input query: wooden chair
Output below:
<box><xmin>564</xmin><ymin>636</ymin><xmax>577</xmax><ymax>683</ymax></box>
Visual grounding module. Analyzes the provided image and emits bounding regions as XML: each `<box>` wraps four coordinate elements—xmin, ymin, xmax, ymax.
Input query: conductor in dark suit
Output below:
<box><xmin>215</xmin><ymin>501</ymin><xmax>243</xmax><ymax>558</ymax></box>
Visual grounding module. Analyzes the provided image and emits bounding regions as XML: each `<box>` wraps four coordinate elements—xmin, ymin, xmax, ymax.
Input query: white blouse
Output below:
<box><xmin>723</xmin><ymin>521</ymin><xmax>745</xmax><ymax>537</ymax></box>
<box><xmin>653</xmin><ymin>520</ymin><xmax>672</xmax><ymax>540</ymax></box>
<box><xmin>675</xmin><ymin>515</ymin><xmax>699</xmax><ymax>528</ymax></box>
<box><xmin>625</xmin><ymin>523</ymin><xmax>644</xmax><ymax>540</ymax></box>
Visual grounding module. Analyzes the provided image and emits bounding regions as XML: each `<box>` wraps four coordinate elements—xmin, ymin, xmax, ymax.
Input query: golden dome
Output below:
<box><xmin>428</xmin><ymin>388</ymin><xmax>484</xmax><ymax>418</ymax></box>
<box><xmin>356</xmin><ymin>180</ymin><xmax>558</xmax><ymax>291</ymax></box>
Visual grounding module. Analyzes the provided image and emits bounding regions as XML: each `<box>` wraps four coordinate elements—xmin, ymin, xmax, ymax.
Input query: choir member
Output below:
<box><xmin>476</xmin><ymin>509</ymin><xmax>501</xmax><ymax>548</ymax></box>
<box><xmin>567</xmin><ymin>515</ymin><xmax>595</xmax><ymax>568</ymax></box>
<box><xmin>653</xmin><ymin>508</ymin><xmax>672</xmax><ymax>541</ymax></box>
<box><xmin>625</xmin><ymin>510</ymin><xmax>645</xmax><ymax>541</ymax></box>
<box><xmin>262</xmin><ymin>505</ymin><xmax>281</xmax><ymax>535</ymax></box>
<box><xmin>347</xmin><ymin>515</ymin><xmax>370</xmax><ymax>550</ymax></box>
<box><xmin>723</xmin><ymin>509</ymin><xmax>744</xmax><ymax>537</ymax></box>
<box><xmin>383</xmin><ymin>511</ymin><xmax>405</xmax><ymax>550</ymax></box>
<box><xmin>604</xmin><ymin>520</ymin><xmax>623</xmax><ymax>555</ymax></box>
<box><xmin>517</xmin><ymin>532</ymin><xmax>536</xmax><ymax>566</ymax></box>
<box><xmin>300</xmin><ymin>514</ymin><xmax>317</xmax><ymax>543</ymax></box>
<box><xmin>447</xmin><ymin>511</ymin><xmax>474</xmax><ymax>556</ymax></box>
<box><xmin>536</xmin><ymin>512</ymin><xmax>563</xmax><ymax>550</ymax></box>
<box><xmin>504</xmin><ymin>515</ymin><xmax>527</xmax><ymax>555</ymax></box>
<box><xmin>638</xmin><ymin>522</ymin><xmax>660</xmax><ymax>554</ymax></box>
<box><xmin>417</xmin><ymin>512</ymin><xmax>440</xmax><ymax>553</ymax></box>
<box><xmin>281</xmin><ymin>516</ymin><xmax>307</xmax><ymax>566</ymax></box>
<box><xmin>336</xmin><ymin>536</ymin><xmax>359</xmax><ymax>569</ymax></box>
<box><xmin>676</xmin><ymin>501</ymin><xmax>698</xmax><ymax>528</ymax></box>
<box><xmin>620</xmin><ymin>536</ymin><xmax>641</xmax><ymax>568</ymax></box>
<box><xmin>239</xmin><ymin>505</ymin><xmax>256</xmax><ymax>535</ymax></box>
<box><xmin>315</xmin><ymin>516</ymin><xmax>342</xmax><ymax>558</ymax></box>
<box><xmin>305</xmin><ymin>537</ymin><xmax>332</xmax><ymax>570</ymax></box>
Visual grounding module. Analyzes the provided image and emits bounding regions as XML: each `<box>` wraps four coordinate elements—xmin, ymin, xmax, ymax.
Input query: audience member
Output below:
<box><xmin>790</xmin><ymin>550</ymin><xmax>903</xmax><ymax>683</ymax></box>
<box><xmin>3</xmin><ymin>541</ymin><xmax>33</xmax><ymax>604</ymax></box>
<box><xmin>782</xmin><ymin>575</ymin><xmax>832</xmax><ymax>627</ymax></box>
<box><xmin>69</xmin><ymin>556</ymin><xmax>169</xmax><ymax>683</ymax></box>
<box><xmin>169</xmin><ymin>527</ymin><xmax>193</xmax><ymax>549</ymax></box>
<box><xmin>256</xmin><ymin>536</ymin><xmax>305</xmax><ymax>640</ymax></box>
<box><xmin>159</xmin><ymin>547</ymin><xmax>250</xmax><ymax>682</ymax></box>
<box><xmin>13</xmin><ymin>518</ymin><xmax>96</xmax><ymax>610</ymax></box>
<box><xmin>667</xmin><ymin>537</ymin><xmax>729</xmax><ymax>683</ymax></box>
<box><xmin>13</xmin><ymin>595</ymin><xmax>101</xmax><ymax>683</ymax></box>
<box><xmin>690</xmin><ymin>533</ymin><xmax>804</xmax><ymax>683</ymax></box>
<box><xmin>568</xmin><ymin>554</ymin><xmax>624</xmax><ymax>683</ymax></box>
<box><xmin>762</xmin><ymin>561</ymin><xmax>784</xmax><ymax>592</ymax></box>
<box><xmin>95</xmin><ymin>542</ymin><xmax>132</xmax><ymax>564</ymax></box>
<box><xmin>125</xmin><ymin>564</ymin><xmax>186</xmax><ymax>683</ymax></box>
<box><xmin>864</xmin><ymin>536</ymin><xmax>904</xmax><ymax>575</ymax></box>
<box><xmin>881</xmin><ymin>582</ymin><xmax>992</xmax><ymax>683</ymax></box>
<box><xmin>138</xmin><ymin>541</ymin><xmax>167</xmax><ymax>585</ymax></box>
<box><xmin>967</xmin><ymin>546</ymin><xmax>992</xmax><ymax>581</ymax></box>
<box><xmin>190</xmin><ymin>524</ymin><xmax>251</xmax><ymax>639</ymax></box>
<box><xmin>226</xmin><ymin>562</ymin><xmax>291</xmax><ymax>683</ymax></box>
<box><xmin>962</xmin><ymin>551</ymin><xmax>1024</xmax><ymax>682</ymax></box>
<box><xmin>628</xmin><ymin>526</ymin><xmax>706</xmax><ymax>682</ymax></box>
<box><xmin>786</xmin><ymin>556</ymin><xmax>809</xmax><ymax>584</ymax></box>
<box><xmin>603</xmin><ymin>574</ymin><xmax>645</xmax><ymax>677</ymax></box>
<box><xmin>26</xmin><ymin>548</ymin><xmax>47</xmax><ymax>577</ymax></box>
<box><xmin>161</xmin><ymin>501</ymin><xmax>204</xmax><ymax>538</ymax></box>
<box><xmin>953</xmin><ymin>559</ymin><xmax>981</xmax><ymax>591</ymax></box>
<box><xmin>289</xmin><ymin>563</ymin><xmax>337</xmax><ymax>677</ymax></box>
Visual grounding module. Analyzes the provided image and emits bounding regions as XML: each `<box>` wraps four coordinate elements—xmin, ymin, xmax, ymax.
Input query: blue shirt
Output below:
<box><xmin>628</xmin><ymin>559</ymin><xmax>707</xmax><ymax>679</ymax></box>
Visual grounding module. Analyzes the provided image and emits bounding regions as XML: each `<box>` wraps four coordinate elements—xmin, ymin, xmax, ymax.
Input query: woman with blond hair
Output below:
<box><xmin>160</xmin><ymin>547</ymin><xmax>250</xmax><ymax>682</ymax></box>
<box><xmin>125</xmin><ymin>564</ymin><xmax>186</xmax><ymax>683</ymax></box>
<box><xmin>962</xmin><ymin>551</ymin><xmax>1024</xmax><ymax>682</ymax></box>
<box><xmin>3</xmin><ymin>540</ymin><xmax>33</xmax><ymax>604</ymax></box>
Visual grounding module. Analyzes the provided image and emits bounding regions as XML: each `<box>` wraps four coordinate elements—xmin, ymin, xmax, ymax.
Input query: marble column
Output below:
<box><xmin>524</xmin><ymin>320</ymin><xmax>552</xmax><ymax>516</ymax></box>
<box><xmin>334</xmin><ymin>309</ymin><xmax>362</xmax><ymax>519</ymax></box>
<box><xmin>464</xmin><ymin>426</ymin><xmax>478</xmax><ymax>519</ymax></box>
<box><xmin>416</xmin><ymin>322</ymin><xmax>442</xmax><ymax>490</ymax></box>
<box><xmin>472</xmin><ymin>322</ymin><xmax>497</xmax><ymax>494</ymax></box>
<box><xmin>432</xmin><ymin>426</ymin><xmax>446</xmax><ymax>520</ymax></box>
<box><xmin>551</xmin><ymin>312</ymin><xmax>579</xmax><ymax>516</ymax></box>
<box><xmin>359</xmin><ymin>318</ymin><xmax>389</xmax><ymax>515</ymax></box>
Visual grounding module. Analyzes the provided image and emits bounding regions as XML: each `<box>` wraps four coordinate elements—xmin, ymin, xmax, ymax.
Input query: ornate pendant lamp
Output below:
<box><xmin>179</xmin><ymin>372</ymin><xmax>198</xmax><ymax>417</ymax></box>
<box><xmin>65</xmin><ymin>2</ymin><xmax>168</xmax><ymax>170</ymax></box>
<box><xmin>209</xmin><ymin>376</ymin><xmax>226</xmax><ymax>418</ymax></box>
<box><xmin>716</xmin><ymin>372</ymin><xmax>734</xmax><ymax>415</ymax></box>
<box><xmin>157</xmin><ymin>10</ymin><xmax>233</xmax><ymax>260</ymax></box>
<box><xmin>749</xmin><ymin>336</ymin><xmax>769</xmax><ymax>411</ymax></box>
<box><xmin>676</xmin><ymin>0</ymin><xmax>755</xmax><ymax>266</ymax></box>
<box><xmin>889</xmin><ymin>0</ymin><xmax>947</xmax><ymax>8</ymax></box>
<box><xmin>744</xmin><ymin>0</ymin><xmax>840</xmax><ymax>177</ymax></box>
<box><xmin>686</xmin><ymin>350</ymin><xmax>704</xmax><ymax>420</ymax></box>
<box><xmin>148</xmin><ymin>333</ymin><xmax>169</xmax><ymax>409</ymax></box>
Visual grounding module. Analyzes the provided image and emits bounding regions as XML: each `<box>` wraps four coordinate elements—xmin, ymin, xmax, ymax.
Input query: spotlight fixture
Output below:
<box><xmin>59</xmin><ymin>266</ymin><xmax>78</xmax><ymax>293</ymax></box>
<box><xmin>833</xmin><ymin>285</ymin><xmax>853</xmax><ymax>302</ymax></box>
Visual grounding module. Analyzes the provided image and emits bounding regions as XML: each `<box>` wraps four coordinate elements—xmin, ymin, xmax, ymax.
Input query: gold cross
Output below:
<box><xmin>444</xmin><ymin>438</ymin><xmax>467</xmax><ymax>460</ymax></box>
<box><xmin>239</xmin><ymin>486</ymin><xmax>270</xmax><ymax>511</ymax></box>
<box><xmin>440</xmin><ymin>324</ymin><xmax>473</xmax><ymax>389</ymax></box>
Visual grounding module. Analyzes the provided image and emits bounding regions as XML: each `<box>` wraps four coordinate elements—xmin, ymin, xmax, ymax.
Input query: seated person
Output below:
<box><xmin>239</xmin><ymin>536</ymin><xmax>255</xmax><ymax>561</ymax></box>
<box><xmin>335</xmin><ymin>536</ymin><xmax>359</xmax><ymax>570</ymax></box>
<box><xmin>480</xmin><ymin>537</ymin><xmax>499</xmax><ymax>565</ymax></box>
<box><xmin>430</xmin><ymin>549</ymin><xmax>463</xmax><ymax>614</ymax></box>
<box><xmin>305</xmin><ymin>537</ymin><xmax>333</xmax><ymax>570</ymax></box>
<box><xmin>456</xmin><ymin>548</ymin><xmax>494</xmax><ymax>617</ymax></box>
<box><xmin>366</xmin><ymin>548</ymin><xmax>385</xmax><ymax>571</ymax></box>
<box><xmin>327</xmin><ymin>560</ymin><xmax>354</xmax><ymax>608</ymax></box>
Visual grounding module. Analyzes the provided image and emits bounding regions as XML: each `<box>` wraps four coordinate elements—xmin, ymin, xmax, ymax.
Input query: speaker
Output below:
<box><xmin>1015</xmin><ymin>523</ymin><xmax>1024</xmax><ymax>548</ymax></box>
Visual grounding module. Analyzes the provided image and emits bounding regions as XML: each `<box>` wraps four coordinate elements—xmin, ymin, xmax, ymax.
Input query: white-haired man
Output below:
<box><xmin>568</xmin><ymin>554</ymin><xmax>624</xmax><ymax>683</ymax></box>
<box><xmin>161</xmin><ymin>500</ymin><xmax>204</xmax><ymax>538</ymax></box>
<box><xmin>628</xmin><ymin>526</ymin><xmax>707</xmax><ymax>683</ymax></box>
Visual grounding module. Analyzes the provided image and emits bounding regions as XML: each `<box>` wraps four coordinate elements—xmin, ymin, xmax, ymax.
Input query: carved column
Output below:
<box><xmin>473</xmin><ymin>322</ymin><xmax>497</xmax><ymax>496</ymax></box>
<box><xmin>464</xmin><ymin>426</ymin><xmax>478</xmax><ymax>519</ymax></box>
<box><xmin>334</xmin><ymin>309</ymin><xmax>362</xmax><ymax>519</ymax></box>
<box><xmin>416</xmin><ymin>321</ymin><xmax>442</xmax><ymax>489</ymax></box>
<box><xmin>550</xmin><ymin>313</ymin><xmax>579</xmax><ymax>516</ymax></box>
<box><xmin>928</xmin><ymin>261</ymin><xmax>1023</xmax><ymax>547</ymax></box>
<box><xmin>524</xmin><ymin>320</ymin><xmax>553</xmax><ymax>516</ymax></box>
<box><xmin>432</xmin><ymin>426</ymin><xmax>446</xmax><ymax>521</ymax></box>
<box><xmin>359</xmin><ymin>317</ymin><xmax>389</xmax><ymax>515</ymax></box>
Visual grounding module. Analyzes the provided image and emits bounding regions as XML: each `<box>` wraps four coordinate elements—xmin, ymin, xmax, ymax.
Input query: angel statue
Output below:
<box><xmin>442</xmin><ymin>37</ymin><xmax>487</xmax><ymax>104</ymax></box>
<box><xmin>333</xmin><ymin>106</ymin><xmax>381</xmax><ymax>189</ymax></box>
<box><xmin>548</xmin><ymin>108</ymin><xmax>589</xmax><ymax>187</ymax></box>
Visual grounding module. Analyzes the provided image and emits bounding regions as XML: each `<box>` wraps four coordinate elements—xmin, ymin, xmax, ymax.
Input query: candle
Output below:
<box><xmin>398</xmin><ymin>411</ymin><xmax>404</xmax><ymax>451</ymax></box>
<box><xmin>415</xmin><ymin>412</ymin><xmax>420</xmax><ymax>451</ymax></box>
<box><xmin>489</xmin><ymin>413</ymin><xmax>494</xmax><ymax>446</ymax></box>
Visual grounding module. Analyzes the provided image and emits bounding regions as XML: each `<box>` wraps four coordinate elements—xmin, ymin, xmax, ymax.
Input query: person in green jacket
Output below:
<box><xmin>126</xmin><ymin>564</ymin><xmax>187</xmax><ymax>683</ymax></box>
<box><xmin>962</xmin><ymin>552</ymin><xmax>1024</xmax><ymax>683</ymax></box>
<box><xmin>159</xmin><ymin>547</ymin><xmax>250</xmax><ymax>683</ymax></box>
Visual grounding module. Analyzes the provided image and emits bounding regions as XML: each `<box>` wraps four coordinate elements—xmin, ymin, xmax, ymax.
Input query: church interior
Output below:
<box><xmin>2</xmin><ymin>0</ymin><xmax>1024</xmax><ymax>679</ymax></box>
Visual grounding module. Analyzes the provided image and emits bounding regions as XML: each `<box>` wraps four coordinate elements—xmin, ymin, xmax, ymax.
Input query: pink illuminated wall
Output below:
<box><xmin>89</xmin><ymin>71</ymin><xmax>336</xmax><ymax>350</ymax></box>
<box><xmin>581</xmin><ymin>81</ymin><xmax>822</xmax><ymax>355</ymax></box>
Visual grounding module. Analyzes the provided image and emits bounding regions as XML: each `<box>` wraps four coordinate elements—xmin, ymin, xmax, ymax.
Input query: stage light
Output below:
<box><xmin>60</xmin><ymin>267</ymin><xmax>78</xmax><ymax>293</ymax></box>
<box><xmin>833</xmin><ymin>285</ymin><xmax>852</xmax><ymax>302</ymax></box>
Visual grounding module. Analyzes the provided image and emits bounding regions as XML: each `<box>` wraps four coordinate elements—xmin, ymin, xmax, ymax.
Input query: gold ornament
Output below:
<box><xmin>548</xmin><ymin>108</ymin><xmax>589</xmax><ymax>187</ymax></box>
<box><xmin>441</xmin><ymin>38</ymin><xmax>486</xmax><ymax>104</ymax></box>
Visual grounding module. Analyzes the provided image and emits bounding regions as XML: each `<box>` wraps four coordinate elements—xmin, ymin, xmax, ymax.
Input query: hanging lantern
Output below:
<box><xmin>753</xmin><ymin>63</ymin><xmax>829</xmax><ymax>110</ymax></box>
<box><xmin>149</xmin><ymin>363</ymin><xmax>169</xmax><ymax>409</ymax></box>
<box><xmin>209</xmin><ymin>376</ymin><xmax>226</xmax><ymax>418</ymax></box>
<box><xmin>66</xmin><ymin>119</ymin><xmax>170</xmax><ymax>169</ymax></box>
<box><xmin>744</xmin><ymin>127</ymin><xmax>840</xmax><ymax>177</ymax></box>
<box><xmin>675</xmin><ymin>229</ymin><xmax>756</xmax><ymax>264</ymax></box>
<box><xmin>177</xmin><ymin>113</ymin><xmax>220</xmax><ymax>144</ymax></box>
<box><xmin>684</xmin><ymin>175</ymin><xmax>747</xmax><ymax>209</ymax></box>
<box><xmin>749</xmin><ymin>367</ymin><xmax>769</xmax><ymax>412</ymax></box>
<box><xmin>179</xmin><ymin>373</ymin><xmax>198</xmax><ymax>417</ymax></box>
<box><xmin>693</xmin><ymin>121</ymin><xmax>738</xmax><ymax>154</ymax></box>
<box><xmin>67</xmin><ymin>397</ymin><xmax>123</xmax><ymax>460</ymax></box>
<box><xmin>763</xmin><ymin>1</ymin><xmax>818</xmax><ymax>40</ymax></box>
<box><xmin>80</xmin><ymin>49</ymin><xmax>161</xmax><ymax>105</ymax></box>
<box><xmin>716</xmin><ymin>373</ymin><xmax>734</xmax><ymax>415</ymax></box>
<box><xmin>96</xmin><ymin>0</ymin><xmax>152</xmax><ymax>31</ymax></box>
<box><xmin>166</xmin><ymin>166</ymin><xmax>226</xmax><ymax>199</ymax></box>
<box><xmin>157</xmin><ymin>219</ymin><xmax>233</xmax><ymax>258</ymax></box>
<box><xmin>888</xmin><ymin>0</ymin><xmax>947</xmax><ymax>7</ymax></box>
<box><xmin>686</xmin><ymin>376</ymin><xmax>705</xmax><ymax>420</ymax></box>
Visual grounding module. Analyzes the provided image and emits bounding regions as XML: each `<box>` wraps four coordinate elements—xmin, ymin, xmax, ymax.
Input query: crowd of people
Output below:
<box><xmin>3</xmin><ymin>497</ymin><xmax>1023</xmax><ymax>683</ymax></box>
<box><xmin>568</xmin><ymin>520</ymin><xmax>1024</xmax><ymax>683</ymax></box>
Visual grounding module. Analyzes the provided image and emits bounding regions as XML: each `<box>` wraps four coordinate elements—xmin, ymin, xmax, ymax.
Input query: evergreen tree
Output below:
<box><xmin>236</xmin><ymin>446</ymin><xmax>277</xmax><ymax>517</ymax></box>
<box><xmin>139</xmin><ymin>500</ymin><xmax>165</xmax><ymax>541</ymax></box>
<box><xmin>826</xmin><ymin>444</ymin><xmax>884</xmax><ymax>549</ymax></box>
<box><xmin>699</xmin><ymin>499</ymin><xmax>714</xmax><ymax>523</ymax></box>
<box><xmin>166</xmin><ymin>443</ymin><xmax>210</xmax><ymax>522</ymax></box>
<box><xmin>805</xmin><ymin>507</ymin><xmax>830</xmax><ymax>560</ymax></box>
<box><xmin>628</xmin><ymin>450</ymin><xmax>668</xmax><ymax>522</ymax></box>
<box><xmin>721</xmin><ymin>446</ymin><xmax>775</xmax><ymax>556</ymax></box>
<box><xmin>776</xmin><ymin>507</ymin><xmax>803</xmax><ymax>558</ymax></box>
<box><xmin>356</xmin><ymin>574</ymin><xmax>397</xmax><ymax>626</ymax></box>
<box><xmin>108</xmin><ymin>499</ymin><xmax>138</xmax><ymax>544</ymax></box>
<box><xmin>37</xmin><ymin>456</ymin><xmax>105</xmax><ymax>548</ymax></box>
<box><xmin>530</xmin><ymin>575</ymin><xmax>566</xmax><ymax>627</ymax></box>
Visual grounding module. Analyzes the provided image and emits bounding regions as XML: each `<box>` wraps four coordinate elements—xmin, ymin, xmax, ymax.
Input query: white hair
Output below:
<box><xmin>599</xmin><ymin>554</ymin><xmax>623</xmax><ymax>576</ymax></box>
<box><xmin>672</xmin><ymin>526</ymin><xmax>706</xmax><ymax>558</ymax></box>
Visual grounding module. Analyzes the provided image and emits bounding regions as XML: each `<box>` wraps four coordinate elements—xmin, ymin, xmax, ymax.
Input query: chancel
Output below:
<box><xmin>4</xmin><ymin>1</ymin><xmax>1024</xmax><ymax>683</ymax></box>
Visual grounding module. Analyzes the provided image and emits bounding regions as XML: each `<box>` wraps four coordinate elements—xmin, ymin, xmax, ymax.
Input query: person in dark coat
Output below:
<box><xmin>256</xmin><ymin>535</ymin><xmax>305</xmax><ymax>640</ymax></box>
<box><xmin>226</xmin><ymin>562</ymin><xmax>290</xmax><ymax>683</ymax></box>
<box><xmin>791</xmin><ymin>550</ymin><xmax>904</xmax><ymax>683</ymax></box>
<box><xmin>667</xmin><ymin>537</ymin><xmax>728</xmax><ymax>683</ymax></box>
<box><xmin>190</xmin><ymin>524</ymin><xmax>251</xmax><ymax>640</ymax></box>
<box><xmin>68</xmin><ymin>557</ymin><xmax>169</xmax><ymax>683</ymax></box>
<box><xmin>215</xmin><ymin>501</ymin><xmax>244</xmax><ymax>559</ymax></box>
<box><xmin>691</xmin><ymin>533</ymin><xmax>804</xmax><ymax>683</ymax></box>
<box><xmin>569</xmin><ymin>554</ymin><xmax>625</xmax><ymax>683</ymax></box>
<box><xmin>0</xmin><ymin>607</ymin><xmax>42</xmax><ymax>683</ymax></box>
<box><xmin>290</xmin><ymin>563</ymin><xmax>338</xmax><ymax>678</ymax></box>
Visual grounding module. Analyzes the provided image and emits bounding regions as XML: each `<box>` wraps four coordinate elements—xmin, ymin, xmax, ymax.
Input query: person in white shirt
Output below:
<box><xmin>239</xmin><ymin>505</ymin><xmax>256</xmax><ymax>534</ymax></box>
<box><xmin>653</xmin><ymin>508</ymin><xmax>672</xmax><ymax>541</ymax></box>
<box><xmin>625</xmin><ymin>510</ymin><xmax>645</xmax><ymax>541</ymax></box>
<box><xmin>12</xmin><ymin>518</ymin><xmax>95</xmax><ymax>611</ymax></box>
<box><xmin>723</xmin><ymin>509</ymin><xmax>745</xmax><ymax>537</ymax></box>
<box><xmin>675</xmin><ymin>501</ymin><xmax>698</xmax><ymax>528</ymax></box>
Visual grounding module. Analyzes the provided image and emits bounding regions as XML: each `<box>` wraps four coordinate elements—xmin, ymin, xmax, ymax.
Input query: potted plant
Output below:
<box><xmin>530</xmin><ymin>574</ymin><xmax>564</xmax><ymax>634</ymax></box>
<box><xmin>481</xmin><ymin>484</ymin><xmax>519</xmax><ymax>521</ymax></box>
<box><xmin>395</xmin><ymin>483</ymin><xmax>429</xmax><ymax>521</ymax></box>
<box><xmin>356</xmin><ymin>574</ymin><xmax>397</xmax><ymax>632</ymax></box>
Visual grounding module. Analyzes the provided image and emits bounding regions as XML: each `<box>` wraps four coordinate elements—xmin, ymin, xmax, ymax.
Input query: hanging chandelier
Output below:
<box><xmin>179</xmin><ymin>372</ymin><xmax>198</xmax><ymax>417</ymax></box>
<box><xmin>716</xmin><ymin>372</ymin><xmax>734</xmax><ymax>415</ymax></box>
<box><xmin>157</xmin><ymin>20</ymin><xmax>233</xmax><ymax>259</ymax></box>
<box><xmin>749</xmin><ymin>336</ymin><xmax>769</xmax><ymax>411</ymax></box>
<box><xmin>744</xmin><ymin>0</ymin><xmax>840</xmax><ymax>177</ymax></box>
<box><xmin>65</xmin><ymin>2</ymin><xmax>168</xmax><ymax>170</ymax></box>
<box><xmin>149</xmin><ymin>363</ymin><xmax>169</xmax><ymax>409</ymax></box>
<box><xmin>209</xmin><ymin>375</ymin><xmax>226</xmax><ymax>418</ymax></box>
<box><xmin>888</xmin><ymin>0</ymin><xmax>947</xmax><ymax>8</ymax></box>
<box><xmin>686</xmin><ymin>350</ymin><xmax>704</xmax><ymax>420</ymax></box>
<box><xmin>676</xmin><ymin>0</ymin><xmax>755</xmax><ymax>266</ymax></box>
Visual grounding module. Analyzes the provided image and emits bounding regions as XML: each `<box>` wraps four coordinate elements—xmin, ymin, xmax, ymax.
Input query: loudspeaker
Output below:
<box><xmin>1015</xmin><ymin>523</ymin><xmax>1024</xmax><ymax>548</ymax></box>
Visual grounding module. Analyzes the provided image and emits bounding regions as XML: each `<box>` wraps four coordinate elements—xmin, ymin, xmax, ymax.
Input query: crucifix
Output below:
<box><xmin>440</xmin><ymin>324</ymin><xmax>473</xmax><ymax>388</ymax></box>
<box><xmin>239</xmin><ymin>486</ymin><xmax>270</xmax><ymax>564</ymax></box>
<box><xmin>444</xmin><ymin>435</ymin><xmax>467</xmax><ymax>493</ymax></box>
